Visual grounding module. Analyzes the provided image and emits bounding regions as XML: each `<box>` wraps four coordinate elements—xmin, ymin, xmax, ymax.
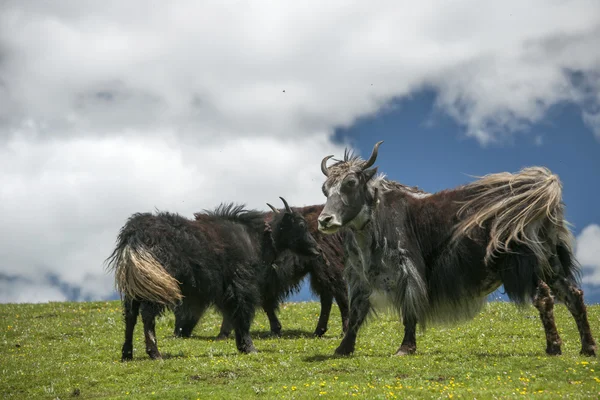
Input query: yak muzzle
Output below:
<box><xmin>317</xmin><ymin>214</ymin><xmax>342</xmax><ymax>234</ymax></box>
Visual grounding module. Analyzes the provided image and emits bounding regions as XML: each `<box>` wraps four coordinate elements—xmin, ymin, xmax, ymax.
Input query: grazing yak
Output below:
<box><xmin>173</xmin><ymin>201</ymin><xmax>349</xmax><ymax>339</ymax></box>
<box><xmin>317</xmin><ymin>140</ymin><xmax>596</xmax><ymax>357</ymax></box>
<box><xmin>106</xmin><ymin>198</ymin><xmax>321</xmax><ymax>360</ymax></box>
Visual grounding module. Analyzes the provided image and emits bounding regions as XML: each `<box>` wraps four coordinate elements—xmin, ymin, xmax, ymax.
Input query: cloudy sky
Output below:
<box><xmin>1</xmin><ymin>0</ymin><xmax>599</xmax><ymax>304</ymax></box>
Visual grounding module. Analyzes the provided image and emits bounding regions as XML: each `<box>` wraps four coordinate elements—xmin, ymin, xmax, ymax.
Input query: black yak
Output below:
<box><xmin>173</xmin><ymin>202</ymin><xmax>350</xmax><ymax>339</ymax></box>
<box><xmin>317</xmin><ymin>140</ymin><xmax>596</xmax><ymax>357</ymax></box>
<box><xmin>105</xmin><ymin>198</ymin><xmax>321</xmax><ymax>360</ymax></box>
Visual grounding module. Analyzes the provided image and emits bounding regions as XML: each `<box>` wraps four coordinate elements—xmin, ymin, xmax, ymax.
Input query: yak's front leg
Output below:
<box><xmin>261</xmin><ymin>298</ymin><xmax>283</xmax><ymax>336</ymax></box>
<box><xmin>216</xmin><ymin>313</ymin><xmax>234</xmax><ymax>340</ymax></box>
<box><xmin>314</xmin><ymin>292</ymin><xmax>333</xmax><ymax>337</ymax></box>
<box><xmin>395</xmin><ymin>314</ymin><xmax>417</xmax><ymax>356</ymax></box>
<box><xmin>334</xmin><ymin>281</ymin><xmax>371</xmax><ymax>356</ymax></box>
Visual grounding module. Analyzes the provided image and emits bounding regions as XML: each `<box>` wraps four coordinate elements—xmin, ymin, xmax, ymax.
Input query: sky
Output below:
<box><xmin>0</xmin><ymin>0</ymin><xmax>599</xmax><ymax>305</ymax></box>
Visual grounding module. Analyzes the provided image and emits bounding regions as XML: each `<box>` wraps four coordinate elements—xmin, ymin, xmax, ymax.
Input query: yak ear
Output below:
<box><xmin>363</xmin><ymin>167</ymin><xmax>378</xmax><ymax>182</ymax></box>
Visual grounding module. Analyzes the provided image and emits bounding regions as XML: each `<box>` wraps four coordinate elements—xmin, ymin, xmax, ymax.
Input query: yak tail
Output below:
<box><xmin>452</xmin><ymin>166</ymin><xmax>566</xmax><ymax>274</ymax></box>
<box><xmin>105</xmin><ymin>243</ymin><xmax>183</xmax><ymax>306</ymax></box>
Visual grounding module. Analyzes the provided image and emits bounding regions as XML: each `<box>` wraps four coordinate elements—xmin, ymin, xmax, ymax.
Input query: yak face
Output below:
<box><xmin>317</xmin><ymin>141</ymin><xmax>383</xmax><ymax>235</ymax></box>
<box><xmin>268</xmin><ymin>197</ymin><xmax>321</xmax><ymax>258</ymax></box>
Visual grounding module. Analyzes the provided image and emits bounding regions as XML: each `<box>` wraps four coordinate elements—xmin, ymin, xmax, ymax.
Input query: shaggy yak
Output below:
<box><xmin>317</xmin><ymin>140</ymin><xmax>597</xmax><ymax>357</ymax></box>
<box><xmin>173</xmin><ymin>201</ymin><xmax>350</xmax><ymax>339</ymax></box>
<box><xmin>106</xmin><ymin>198</ymin><xmax>321</xmax><ymax>360</ymax></box>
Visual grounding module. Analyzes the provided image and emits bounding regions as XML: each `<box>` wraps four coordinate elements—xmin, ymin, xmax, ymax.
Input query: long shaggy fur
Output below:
<box><xmin>108</xmin><ymin>244</ymin><xmax>183</xmax><ymax>306</ymax></box>
<box><xmin>320</xmin><ymin>146</ymin><xmax>596</xmax><ymax>357</ymax></box>
<box><xmin>452</xmin><ymin>167</ymin><xmax>569</xmax><ymax>275</ymax></box>
<box><xmin>106</xmin><ymin>203</ymin><xmax>321</xmax><ymax>360</ymax></box>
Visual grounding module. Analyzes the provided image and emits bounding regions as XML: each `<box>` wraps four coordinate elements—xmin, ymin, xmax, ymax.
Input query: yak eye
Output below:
<box><xmin>345</xmin><ymin>179</ymin><xmax>357</xmax><ymax>188</ymax></box>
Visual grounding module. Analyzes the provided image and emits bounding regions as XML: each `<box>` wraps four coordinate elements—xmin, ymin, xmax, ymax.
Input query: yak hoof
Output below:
<box><xmin>215</xmin><ymin>333</ymin><xmax>230</xmax><ymax>341</ymax></box>
<box><xmin>313</xmin><ymin>327</ymin><xmax>327</xmax><ymax>337</ymax></box>
<box><xmin>394</xmin><ymin>345</ymin><xmax>416</xmax><ymax>356</ymax></box>
<box><xmin>121</xmin><ymin>354</ymin><xmax>133</xmax><ymax>362</ymax></box>
<box><xmin>334</xmin><ymin>345</ymin><xmax>354</xmax><ymax>356</ymax></box>
<box><xmin>240</xmin><ymin>346</ymin><xmax>258</xmax><ymax>354</ymax></box>
<box><xmin>545</xmin><ymin>343</ymin><xmax>562</xmax><ymax>356</ymax></box>
<box><xmin>580</xmin><ymin>345</ymin><xmax>597</xmax><ymax>357</ymax></box>
<box><xmin>147</xmin><ymin>351</ymin><xmax>162</xmax><ymax>360</ymax></box>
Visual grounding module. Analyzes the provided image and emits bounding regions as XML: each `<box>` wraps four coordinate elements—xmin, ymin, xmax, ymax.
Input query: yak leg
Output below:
<box><xmin>222</xmin><ymin>289</ymin><xmax>258</xmax><ymax>354</ymax></box>
<box><xmin>333</xmin><ymin>284</ymin><xmax>350</xmax><ymax>336</ymax></box>
<box><xmin>533</xmin><ymin>280</ymin><xmax>562</xmax><ymax>355</ymax></box>
<box><xmin>334</xmin><ymin>282</ymin><xmax>371</xmax><ymax>356</ymax></box>
<box><xmin>262</xmin><ymin>300</ymin><xmax>283</xmax><ymax>336</ymax></box>
<box><xmin>121</xmin><ymin>296</ymin><xmax>140</xmax><ymax>361</ymax></box>
<box><xmin>140</xmin><ymin>302</ymin><xmax>163</xmax><ymax>360</ymax></box>
<box><xmin>174</xmin><ymin>307</ymin><xmax>205</xmax><ymax>338</ymax></box>
<box><xmin>216</xmin><ymin>313</ymin><xmax>234</xmax><ymax>340</ymax></box>
<box><xmin>226</xmin><ymin>305</ymin><xmax>257</xmax><ymax>354</ymax></box>
<box><xmin>314</xmin><ymin>292</ymin><xmax>333</xmax><ymax>337</ymax></box>
<box><xmin>549</xmin><ymin>277</ymin><xmax>597</xmax><ymax>356</ymax></box>
<box><xmin>395</xmin><ymin>314</ymin><xmax>417</xmax><ymax>356</ymax></box>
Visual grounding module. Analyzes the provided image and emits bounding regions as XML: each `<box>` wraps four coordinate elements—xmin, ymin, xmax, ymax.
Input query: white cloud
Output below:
<box><xmin>0</xmin><ymin>1</ymin><xmax>599</xmax><ymax>302</ymax></box>
<box><xmin>1</xmin><ymin>0</ymin><xmax>599</xmax><ymax>142</ymax></box>
<box><xmin>576</xmin><ymin>224</ymin><xmax>600</xmax><ymax>286</ymax></box>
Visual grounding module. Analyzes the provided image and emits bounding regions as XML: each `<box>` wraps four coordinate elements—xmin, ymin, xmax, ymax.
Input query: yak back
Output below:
<box><xmin>123</xmin><ymin>205</ymin><xmax>267</xmax><ymax>295</ymax></box>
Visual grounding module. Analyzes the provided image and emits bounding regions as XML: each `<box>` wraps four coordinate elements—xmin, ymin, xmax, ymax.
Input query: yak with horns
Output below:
<box><xmin>106</xmin><ymin>198</ymin><xmax>321</xmax><ymax>360</ymax></box>
<box><xmin>317</xmin><ymin>140</ymin><xmax>596</xmax><ymax>357</ymax></box>
<box><xmin>173</xmin><ymin>201</ymin><xmax>350</xmax><ymax>339</ymax></box>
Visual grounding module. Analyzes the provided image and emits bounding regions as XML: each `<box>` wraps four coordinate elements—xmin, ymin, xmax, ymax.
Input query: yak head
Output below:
<box><xmin>267</xmin><ymin>197</ymin><xmax>321</xmax><ymax>258</ymax></box>
<box><xmin>317</xmin><ymin>141</ymin><xmax>383</xmax><ymax>234</ymax></box>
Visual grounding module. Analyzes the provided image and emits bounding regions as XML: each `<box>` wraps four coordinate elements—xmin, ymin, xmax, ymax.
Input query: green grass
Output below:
<box><xmin>1</xmin><ymin>301</ymin><xmax>599</xmax><ymax>399</ymax></box>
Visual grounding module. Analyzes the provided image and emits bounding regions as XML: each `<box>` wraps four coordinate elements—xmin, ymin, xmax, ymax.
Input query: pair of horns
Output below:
<box><xmin>320</xmin><ymin>140</ymin><xmax>384</xmax><ymax>177</ymax></box>
<box><xmin>266</xmin><ymin>196</ymin><xmax>292</xmax><ymax>214</ymax></box>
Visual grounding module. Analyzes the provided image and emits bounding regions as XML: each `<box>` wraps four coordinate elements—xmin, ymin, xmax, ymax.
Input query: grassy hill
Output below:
<box><xmin>1</xmin><ymin>300</ymin><xmax>599</xmax><ymax>399</ymax></box>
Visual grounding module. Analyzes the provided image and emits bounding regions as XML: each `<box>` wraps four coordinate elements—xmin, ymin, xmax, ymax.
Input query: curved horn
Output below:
<box><xmin>362</xmin><ymin>140</ymin><xmax>384</xmax><ymax>170</ymax></box>
<box><xmin>266</xmin><ymin>203</ymin><xmax>279</xmax><ymax>214</ymax></box>
<box><xmin>279</xmin><ymin>197</ymin><xmax>292</xmax><ymax>213</ymax></box>
<box><xmin>321</xmin><ymin>155</ymin><xmax>334</xmax><ymax>177</ymax></box>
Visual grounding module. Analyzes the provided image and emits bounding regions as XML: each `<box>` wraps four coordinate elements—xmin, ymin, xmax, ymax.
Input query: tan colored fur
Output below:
<box><xmin>452</xmin><ymin>166</ymin><xmax>571</xmax><ymax>275</ymax></box>
<box><xmin>109</xmin><ymin>245</ymin><xmax>183</xmax><ymax>305</ymax></box>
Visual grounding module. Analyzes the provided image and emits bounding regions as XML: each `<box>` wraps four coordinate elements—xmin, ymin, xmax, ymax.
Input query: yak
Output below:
<box><xmin>173</xmin><ymin>201</ymin><xmax>350</xmax><ymax>340</ymax></box>
<box><xmin>316</xmin><ymin>140</ymin><xmax>596</xmax><ymax>357</ymax></box>
<box><xmin>105</xmin><ymin>198</ymin><xmax>321</xmax><ymax>360</ymax></box>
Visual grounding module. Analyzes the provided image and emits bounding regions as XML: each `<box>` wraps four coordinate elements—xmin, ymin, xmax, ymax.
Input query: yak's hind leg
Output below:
<box><xmin>395</xmin><ymin>314</ymin><xmax>417</xmax><ymax>356</ymax></box>
<box><xmin>547</xmin><ymin>276</ymin><xmax>597</xmax><ymax>356</ymax></box>
<box><xmin>140</xmin><ymin>302</ymin><xmax>164</xmax><ymax>360</ymax></box>
<box><xmin>546</xmin><ymin>245</ymin><xmax>597</xmax><ymax>356</ymax></box>
<box><xmin>533</xmin><ymin>280</ymin><xmax>563</xmax><ymax>355</ymax></box>
<box><xmin>121</xmin><ymin>296</ymin><xmax>140</xmax><ymax>361</ymax></box>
